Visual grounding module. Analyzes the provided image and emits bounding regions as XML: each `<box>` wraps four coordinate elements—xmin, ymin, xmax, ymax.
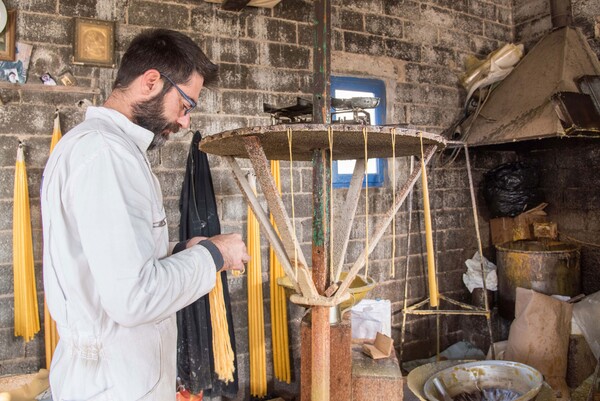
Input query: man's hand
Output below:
<box><xmin>208</xmin><ymin>233</ymin><xmax>249</xmax><ymax>272</ymax></box>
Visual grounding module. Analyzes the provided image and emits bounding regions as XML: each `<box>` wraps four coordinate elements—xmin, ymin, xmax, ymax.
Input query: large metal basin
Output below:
<box><xmin>423</xmin><ymin>361</ymin><xmax>543</xmax><ymax>401</ymax></box>
<box><xmin>496</xmin><ymin>240</ymin><xmax>580</xmax><ymax>319</ymax></box>
<box><xmin>277</xmin><ymin>271</ymin><xmax>375</xmax><ymax>312</ymax></box>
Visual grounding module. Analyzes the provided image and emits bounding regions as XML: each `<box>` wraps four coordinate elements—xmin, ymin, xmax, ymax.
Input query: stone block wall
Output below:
<box><xmin>2</xmin><ymin>0</ymin><xmax>596</xmax><ymax>399</ymax></box>
<box><xmin>514</xmin><ymin>0</ymin><xmax>599</xmax><ymax>54</ymax></box>
<box><xmin>516</xmin><ymin>139</ymin><xmax>600</xmax><ymax>296</ymax></box>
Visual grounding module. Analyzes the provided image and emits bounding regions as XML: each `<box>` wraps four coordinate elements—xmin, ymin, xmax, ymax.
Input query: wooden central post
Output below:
<box><xmin>311</xmin><ymin>149</ymin><xmax>331</xmax><ymax>401</ymax></box>
<box><xmin>312</xmin><ymin>0</ymin><xmax>332</xmax><ymax>399</ymax></box>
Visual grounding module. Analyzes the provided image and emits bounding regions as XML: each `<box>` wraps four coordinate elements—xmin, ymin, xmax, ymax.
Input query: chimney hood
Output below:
<box><xmin>458</xmin><ymin>25</ymin><xmax>600</xmax><ymax>146</ymax></box>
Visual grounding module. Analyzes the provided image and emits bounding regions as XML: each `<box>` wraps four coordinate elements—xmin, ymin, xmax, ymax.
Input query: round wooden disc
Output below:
<box><xmin>200</xmin><ymin>124</ymin><xmax>446</xmax><ymax>161</ymax></box>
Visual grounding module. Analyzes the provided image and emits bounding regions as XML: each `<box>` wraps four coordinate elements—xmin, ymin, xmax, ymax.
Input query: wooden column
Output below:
<box><xmin>311</xmin><ymin>0</ymin><xmax>332</xmax><ymax>399</ymax></box>
<box><xmin>311</xmin><ymin>149</ymin><xmax>331</xmax><ymax>401</ymax></box>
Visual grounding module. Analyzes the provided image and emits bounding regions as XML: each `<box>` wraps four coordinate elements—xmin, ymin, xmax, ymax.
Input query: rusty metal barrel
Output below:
<box><xmin>496</xmin><ymin>240</ymin><xmax>581</xmax><ymax>319</ymax></box>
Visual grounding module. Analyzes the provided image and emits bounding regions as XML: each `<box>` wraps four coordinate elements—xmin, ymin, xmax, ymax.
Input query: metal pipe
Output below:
<box><xmin>313</xmin><ymin>0</ymin><xmax>331</xmax><ymax>124</ymax></box>
<box><xmin>549</xmin><ymin>0</ymin><xmax>572</xmax><ymax>28</ymax></box>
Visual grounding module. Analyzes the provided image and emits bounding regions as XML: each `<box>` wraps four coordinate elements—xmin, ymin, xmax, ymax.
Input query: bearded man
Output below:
<box><xmin>41</xmin><ymin>29</ymin><xmax>249</xmax><ymax>401</ymax></box>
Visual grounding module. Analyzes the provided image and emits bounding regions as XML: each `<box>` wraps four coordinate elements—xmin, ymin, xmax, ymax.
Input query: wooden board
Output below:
<box><xmin>200</xmin><ymin>124</ymin><xmax>446</xmax><ymax>161</ymax></box>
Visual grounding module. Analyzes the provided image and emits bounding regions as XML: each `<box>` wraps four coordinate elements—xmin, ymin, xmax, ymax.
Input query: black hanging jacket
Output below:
<box><xmin>176</xmin><ymin>131</ymin><xmax>239</xmax><ymax>398</ymax></box>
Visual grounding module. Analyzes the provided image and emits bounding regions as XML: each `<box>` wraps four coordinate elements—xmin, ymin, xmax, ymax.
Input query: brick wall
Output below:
<box><xmin>0</xmin><ymin>0</ymin><xmax>596</xmax><ymax>398</ymax></box>
<box><xmin>516</xmin><ymin>139</ymin><xmax>600</xmax><ymax>296</ymax></box>
<box><xmin>514</xmin><ymin>0</ymin><xmax>600</xmax><ymax>54</ymax></box>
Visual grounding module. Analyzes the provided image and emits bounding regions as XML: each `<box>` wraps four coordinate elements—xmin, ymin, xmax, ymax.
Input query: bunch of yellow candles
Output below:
<box><xmin>13</xmin><ymin>143</ymin><xmax>40</xmax><ymax>342</ymax></box>
<box><xmin>247</xmin><ymin>173</ymin><xmax>267</xmax><ymax>397</ymax></box>
<box><xmin>269</xmin><ymin>161</ymin><xmax>291</xmax><ymax>383</ymax></box>
<box><xmin>209</xmin><ymin>274</ymin><xmax>235</xmax><ymax>382</ymax></box>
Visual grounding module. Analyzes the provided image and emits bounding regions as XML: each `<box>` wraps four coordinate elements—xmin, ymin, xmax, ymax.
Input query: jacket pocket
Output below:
<box><xmin>104</xmin><ymin>323</ymin><xmax>162</xmax><ymax>400</ymax></box>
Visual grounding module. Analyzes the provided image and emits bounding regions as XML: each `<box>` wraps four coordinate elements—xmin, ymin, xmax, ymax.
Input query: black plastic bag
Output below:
<box><xmin>483</xmin><ymin>162</ymin><xmax>543</xmax><ymax>218</ymax></box>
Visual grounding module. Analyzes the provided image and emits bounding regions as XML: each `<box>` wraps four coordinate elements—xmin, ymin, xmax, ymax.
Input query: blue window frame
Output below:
<box><xmin>331</xmin><ymin>76</ymin><xmax>387</xmax><ymax>188</ymax></box>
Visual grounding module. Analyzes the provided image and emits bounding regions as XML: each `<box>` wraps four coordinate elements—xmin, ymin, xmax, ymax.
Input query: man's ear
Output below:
<box><xmin>140</xmin><ymin>69</ymin><xmax>163</xmax><ymax>97</ymax></box>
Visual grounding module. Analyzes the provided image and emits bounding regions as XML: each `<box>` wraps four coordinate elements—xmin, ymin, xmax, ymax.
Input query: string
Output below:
<box><xmin>328</xmin><ymin>126</ymin><xmax>334</xmax><ymax>283</ymax></box>
<box><xmin>287</xmin><ymin>128</ymin><xmax>298</xmax><ymax>279</ymax></box>
<box><xmin>363</xmin><ymin>127</ymin><xmax>369</xmax><ymax>279</ymax></box>
<box><xmin>391</xmin><ymin>128</ymin><xmax>396</xmax><ymax>277</ymax></box>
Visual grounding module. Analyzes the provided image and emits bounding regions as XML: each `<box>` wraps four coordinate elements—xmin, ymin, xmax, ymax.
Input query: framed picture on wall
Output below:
<box><xmin>72</xmin><ymin>17</ymin><xmax>115</xmax><ymax>67</ymax></box>
<box><xmin>0</xmin><ymin>42</ymin><xmax>32</xmax><ymax>83</ymax></box>
<box><xmin>0</xmin><ymin>10</ymin><xmax>17</xmax><ymax>61</ymax></box>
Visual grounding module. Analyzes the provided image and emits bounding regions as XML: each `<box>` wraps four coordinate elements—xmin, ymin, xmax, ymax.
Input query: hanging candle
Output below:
<box><xmin>13</xmin><ymin>143</ymin><xmax>40</xmax><ymax>342</ymax></box>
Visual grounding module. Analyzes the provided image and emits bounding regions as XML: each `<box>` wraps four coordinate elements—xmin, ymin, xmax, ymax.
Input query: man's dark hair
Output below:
<box><xmin>113</xmin><ymin>29</ymin><xmax>218</xmax><ymax>91</ymax></box>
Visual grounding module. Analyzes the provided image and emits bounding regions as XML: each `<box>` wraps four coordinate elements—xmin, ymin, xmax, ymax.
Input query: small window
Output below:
<box><xmin>331</xmin><ymin>76</ymin><xmax>387</xmax><ymax>188</ymax></box>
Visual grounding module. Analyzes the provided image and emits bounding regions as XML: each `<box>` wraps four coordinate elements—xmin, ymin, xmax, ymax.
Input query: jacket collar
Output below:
<box><xmin>85</xmin><ymin>107</ymin><xmax>155</xmax><ymax>152</ymax></box>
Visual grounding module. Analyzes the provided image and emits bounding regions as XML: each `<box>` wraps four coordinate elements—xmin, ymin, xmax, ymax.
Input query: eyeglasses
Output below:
<box><xmin>159</xmin><ymin>72</ymin><xmax>197</xmax><ymax>116</ymax></box>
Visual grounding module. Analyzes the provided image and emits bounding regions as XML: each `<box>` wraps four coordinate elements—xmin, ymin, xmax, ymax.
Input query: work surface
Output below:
<box><xmin>200</xmin><ymin>124</ymin><xmax>447</xmax><ymax>160</ymax></box>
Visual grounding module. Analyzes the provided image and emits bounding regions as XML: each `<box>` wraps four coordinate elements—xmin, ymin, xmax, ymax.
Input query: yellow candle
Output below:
<box><xmin>420</xmin><ymin>134</ymin><xmax>439</xmax><ymax>307</ymax></box>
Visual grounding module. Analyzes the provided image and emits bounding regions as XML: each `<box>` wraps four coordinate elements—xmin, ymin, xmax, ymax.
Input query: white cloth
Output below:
<box><xmin>42</xmin><ymin>107</ymin><xmax>218</xmax><ymax>401</ymax></box>
<box><xmin>350</xmin><ymin>299</ymin><xmax>391</xmax><ymax>340</ymax></box>
<box><xmin>462</xmin><ymin>251</ymin><xmax>497</xmax><ymax>293</ymax></box>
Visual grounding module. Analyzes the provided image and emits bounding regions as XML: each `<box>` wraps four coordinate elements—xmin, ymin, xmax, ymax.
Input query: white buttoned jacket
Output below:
<box><xmin>41</xmin><ymin>107</ymin><xmax>217</xmax><ymax>401</ymax></box>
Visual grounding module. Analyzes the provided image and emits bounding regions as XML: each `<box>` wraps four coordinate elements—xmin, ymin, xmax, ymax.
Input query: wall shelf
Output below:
<box><xmin>0</xmin><ymin>82</ymin><xmax>101</xmax><ymax>95</ymax></box>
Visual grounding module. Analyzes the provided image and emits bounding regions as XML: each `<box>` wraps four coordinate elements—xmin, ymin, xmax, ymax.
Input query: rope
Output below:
<box><xmin>560</xmin><ymin>233</ymin><xmax>600</xmax><ymax>249</ymax></box>
<box><xmin>399</xmin><ymin>156</ymin><xmax>415</xmax><ymax>362</ymax></box>
<box><xmin>391</xmin><ymin>128</ymin><xmax>397</xmax><ymax>277</ymax></box>
<box><xmin>363</xmin><ymin>126</ymin><xmax>369</xmax><ymax>279</ymax></box>
<box><xmin>287</xmin><ymin>128</ymin><xmax>298</xmax><ymax>279</ymax></box>
<box><xmin>328</xmin><ymin>126</ymin><xmax>334</xmax><ymax>283</ymax></box>
<box><xmin>430</xmin><ymin>155</ymin><xmax>441</xmax><ymax>359</ymax></box>
<box><xmin>464</xmin><ymin>144</ymin><xmax>495</xmax><ymax>359</ymax></box>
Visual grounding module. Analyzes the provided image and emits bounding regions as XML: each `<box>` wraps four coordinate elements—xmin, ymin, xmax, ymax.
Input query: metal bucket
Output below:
<box><xmin>423</xmin><ymin>361</ymin><xmax>543</xmax><ymax>401</ymax></box>
<box><xmin>496</xmin><ymin>240</ymin><xmax>580</xmax><ymax>319</ymax></box>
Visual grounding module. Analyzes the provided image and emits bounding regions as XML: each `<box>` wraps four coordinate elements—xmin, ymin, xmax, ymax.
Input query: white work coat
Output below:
<box><xmin>41</xmin><ymin>107</ymin><xmax>218</xmax><ymax>401</ymax></box>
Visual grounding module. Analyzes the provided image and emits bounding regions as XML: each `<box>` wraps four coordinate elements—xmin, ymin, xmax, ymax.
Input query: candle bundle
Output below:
<box><xmin>209</xmin><ymin>275</ymin><xmax>235</xmax><ymax>382</ymax></box>
<box><xmin>13</xmin><ymin>144</ymin><xmax>40</xmax><ymax>342</ymax></box>
<box><xmin>247</xmin><ymin>174</ymin><xmax>267</xmax><ymax>397</ymax></box>
<box><xmin>269</xmin><ymin>160</ymin><xmax>291</xmax><ymax>383</ymax></box>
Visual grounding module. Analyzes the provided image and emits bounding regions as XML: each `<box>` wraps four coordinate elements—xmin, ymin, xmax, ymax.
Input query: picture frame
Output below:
<box><xmin>72</xmin><ymin>17</ymin><xmax>115</xmax><ymax>67</ymax></box>
<box><xmin>0</xmin><ymin>10</ymin><xmax>17</xmax><ymax>61</ymax></box>
<box><xmin>0</xmin><ymin>42</ymin><xmax>33</xmax><ymax>83</ymax></box>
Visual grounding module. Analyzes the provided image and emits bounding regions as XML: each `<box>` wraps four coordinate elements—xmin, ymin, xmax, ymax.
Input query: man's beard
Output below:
<box><xmin>131</xmin><ymin>93</ymin><xmax>180</xmax><ymax>150</ymax></box>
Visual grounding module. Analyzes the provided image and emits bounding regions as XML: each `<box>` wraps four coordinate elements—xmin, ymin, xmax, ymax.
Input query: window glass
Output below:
<box><xmin>331</xmin><ymin>76</ymin><xmax>386</xmax><ymax>188</ymax></box>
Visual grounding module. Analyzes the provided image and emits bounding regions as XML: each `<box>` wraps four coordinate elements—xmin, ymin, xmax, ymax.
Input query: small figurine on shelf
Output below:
<box><xmin>40</xmin><ymin>73</ymin><xmax>57</xmax><ymax>86</ymax></box>
<box><xmin>58</xmin><ymin>70</ymin><xmax>77</xmax><ymax>86</ymax></box>
<box><xmin>7</xmin><ymin>70</ymin><xmax>18</xmax><ymax>83</ymax></box>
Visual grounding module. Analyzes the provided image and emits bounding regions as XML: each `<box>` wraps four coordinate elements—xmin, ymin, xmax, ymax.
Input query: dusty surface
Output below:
<box><xmin>200</xmin><ymin>124</ymin><xmax>446</xmax><ymax>160</ymax></box>
<box><xmin>0</xmin><ymin>373</ymin><xmax>37</xmax><ymax>392</ymax></box>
